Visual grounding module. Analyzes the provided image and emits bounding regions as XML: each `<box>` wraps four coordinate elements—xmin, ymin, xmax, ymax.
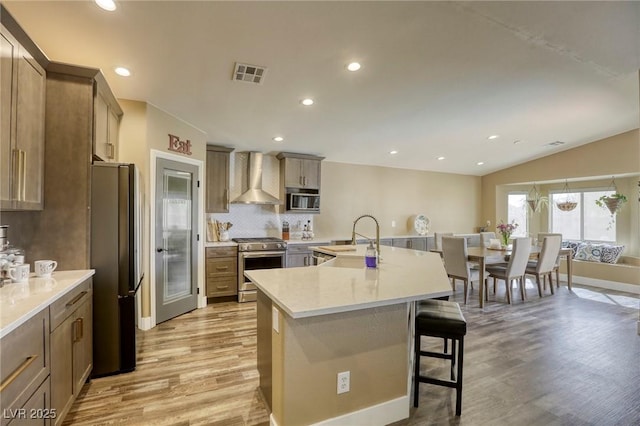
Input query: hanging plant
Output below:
<box><xmin>595</xmin><ymin>193</ymin><xmax>627</xmax><ymax>215</ymax></box>
<box><xmin>526</xmin><ymin>183</ymin><xmax>548</xmax><ymax>212</ymax></box>
<box><xmin>556</xmin><ymin>180</ymin><xmax>578</xmax><ymax>212</ymax></box>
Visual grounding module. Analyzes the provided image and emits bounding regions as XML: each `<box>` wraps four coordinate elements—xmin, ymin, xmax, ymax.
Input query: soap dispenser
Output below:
<box><xmin>365</xmin><ymin>241</ymin><xmax>377</xmax><ymax>268</ymax></box>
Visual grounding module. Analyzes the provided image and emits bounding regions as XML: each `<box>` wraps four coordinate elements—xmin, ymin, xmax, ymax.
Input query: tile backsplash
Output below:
<box><xmin>207</xmin><ymin>206</ymin><xmax>313</xmax><ymax>240</ymax></box>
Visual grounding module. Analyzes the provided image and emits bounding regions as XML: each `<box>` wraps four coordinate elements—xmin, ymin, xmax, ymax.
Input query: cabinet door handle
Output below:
<box><xmin>216</xmin><ymin>285</ymin><xmax>229</xmax><ymax>290</ymax></box>
<box><xmin>224</xmin><ymin>188</ymin><xmax>229</xmax><ymax>206</ymax></box>
<box><xmin>215</xmin><ymin>266</ymin><xmax>228</xmax><ymax>271</ymax></box>
<box><xmin>66</xmin><ymin>291</ymin><xmax>88</xmax><ymax>308</ymax></box>
<box><xmin>106</xmin><ymin>143</ymin><xmax>115</xmax><ymax>159</ymax></box>
<box><xmin>11</xmin><ymin>149</ymin><xmax>19</xmax><ymax>201</ymax></box>
<box><xmin>77</xmin><ymin>317</ymin><xmax>84</xmax><ymax>342</ymax></box>
<box><xmin>0</xmin><ymin>355</ymin><xmax>38</xmax><ymax>392</ymax></box>
<box><xmin>20</xmin><ymin>150</ymin><xmax>26</xmax><ymax>201</ymax></box>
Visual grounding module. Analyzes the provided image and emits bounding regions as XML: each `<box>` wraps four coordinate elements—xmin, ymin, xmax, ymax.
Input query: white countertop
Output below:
<box><xmin>245</xmin><ymin>245</ymin><xmax>451</xmax><ymax>319</ymax></box>
<box><xmin>0</xmin><ymin>270</ymin><xmax>95</xmax><ymax>338</ymax></box>
<box><xmin>204</xmin><ymin>241</ymin><xmax>238</xmax><ymax>247</ymax></box>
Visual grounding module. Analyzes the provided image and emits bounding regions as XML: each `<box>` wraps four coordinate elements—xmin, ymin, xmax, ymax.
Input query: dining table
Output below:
<box><xmin>431</xmin><ymin>245</ymin><xmax>573</xmax><ymax>308</ymax></box>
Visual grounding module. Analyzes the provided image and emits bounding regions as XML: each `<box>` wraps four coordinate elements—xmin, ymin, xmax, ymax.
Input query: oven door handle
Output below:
<box><xmin>239</xmin><ymin>251</ymin><xmax>287</xmax><ymax>258</ymax></box>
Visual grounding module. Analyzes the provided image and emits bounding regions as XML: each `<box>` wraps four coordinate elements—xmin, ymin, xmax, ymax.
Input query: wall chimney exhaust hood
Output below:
<box><xmin>232</xmin><ymin>152</ymin><xmax>281</xmax><ymax>205</ymax></box>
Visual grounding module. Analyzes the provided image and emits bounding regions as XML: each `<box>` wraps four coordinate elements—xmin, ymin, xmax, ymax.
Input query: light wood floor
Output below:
<box><xmin>65</xmin><ymin>281</ymin><xmax>640</xmax><ymax>425</ymax></box>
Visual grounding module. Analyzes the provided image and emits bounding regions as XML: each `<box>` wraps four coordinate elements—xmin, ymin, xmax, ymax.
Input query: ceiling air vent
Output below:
<box><xmin>545</xmin><ymin>141</ymin><xmax>565</xmax><ymax>147</ymax></box>
<box><xmin>233</xmin><ymin>62</ymin><xmax>267</xmax><ymax>84</ymax></box>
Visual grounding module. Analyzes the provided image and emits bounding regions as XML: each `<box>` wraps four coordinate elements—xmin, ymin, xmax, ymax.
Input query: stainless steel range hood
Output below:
<box><xmin>231</xmin><ymin>152</ymin><xmax>281</xmax><ymax>205</ymax></box>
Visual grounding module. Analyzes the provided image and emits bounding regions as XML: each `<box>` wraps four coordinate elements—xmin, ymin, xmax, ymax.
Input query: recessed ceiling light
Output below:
<box><xmin>487</xmin><ymin>135</ymin><xmax>500</xmax><ymax>140</ymax></box>
<box><xmin>95</xmin><ymin>0</ymin><xmax>116</xmax><ymax>11</ymax></box>
<box><xmin>347</xmin><ymin>62</ymin><xmax>361</xmax><ymax>72</ymax></box>
<box><xmin>114</xmin><ymin>67</ymin><xmax>130</xmax><ymax>77</ymax></box>
<box><xmin>389</xmin><ymin>150</ymin><xmax>398</xmax><ymax>155</ymax></box>
<box><xmin>301</xmin><ymin>98</ymin><xmax>314</xmax><ymax>106</ymax></box>
<box><xmin>273</xmin><ymin>136</ymin><xmax>284</xmax><ymax>142</ymax></box>
<box><xmin>437</xmin><ymin>156</ymin><xmax>445</xmax><ymax>161</ymax></box>
<box><xmin>477</xmin><ymin>161</ymin><xmax>485</xmax><ymax>166</ymax></box>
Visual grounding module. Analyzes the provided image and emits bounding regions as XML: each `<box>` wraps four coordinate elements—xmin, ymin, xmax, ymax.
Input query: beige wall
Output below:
<box><xmin>118</xmin><ymin>100</ymin><xmax>207</xmax><ymax>319</ymax></box>
<box><xmin>273</xmin><ymin>303</ymin><xmax>408</xmax><ymax>425</ymax></box>
<box><xmin>483</xmin><ymin>129</ymin><xmax>639</xmax><ymax>252</ymax></box>
<box><xmin>315</xmin><ymin>162</ymin><xmax>482</xmax><ymax>239</ymax></box>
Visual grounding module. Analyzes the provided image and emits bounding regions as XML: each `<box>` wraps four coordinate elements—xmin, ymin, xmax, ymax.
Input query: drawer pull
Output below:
<box><xmin>0</xmin><ymin>355</ymin><xmax>38</xmax><ymax>392</ymax></box>
<box><xmin>66</xmin><ymin>290</ymin><xmax>88</xmax><ymax>308</ymax></box>
<box><xmin>216</xmin><ymin>285</ymin><xmax>230</xmax><ymax>290</ymax></box>
<box><xmin>215</xmin><ymin>266</ymin><xmax>229</xmax><ymax>271</ymax></box>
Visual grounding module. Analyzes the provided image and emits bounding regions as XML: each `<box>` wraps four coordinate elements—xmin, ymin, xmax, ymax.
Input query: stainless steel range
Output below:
<box><xmin>234</xmin><ymin>237</ymin><xmax>287</xmax><ymax>302</ymax></box>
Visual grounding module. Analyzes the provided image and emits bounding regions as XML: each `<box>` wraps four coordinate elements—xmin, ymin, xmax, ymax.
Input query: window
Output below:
<box><xmin>507</xmin><ymin>193</ymin><xmax>528</xmax><ymax>237</ymax></box>
<box><xmin>550</xmin><ymin>189</ymin><xmax>615</xmax><ymax>242</ymax></box>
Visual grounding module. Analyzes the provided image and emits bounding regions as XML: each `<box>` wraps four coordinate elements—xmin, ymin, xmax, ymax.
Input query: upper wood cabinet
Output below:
<box><xmin>0</xmin><ymin>23</ymin><xmax>46</xmax><ymax>211</ymax></box>
<box><xmin>277</xmin><ymin>152</ymin><xmax>324</xmax><ymax>190</ymax></box>
<box><xmin>206</xmin><ymin>145</ymin><xmax>234</xmax><ymax>213</ymax></box>
<box><xmin>93</xmin><ymin>87</ymin><xmax>121</xmax><ymax>162</ymax></box>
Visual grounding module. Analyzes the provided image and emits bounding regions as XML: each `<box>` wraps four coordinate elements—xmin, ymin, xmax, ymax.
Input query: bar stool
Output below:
<box><xmin>413</xmin><ymin>299</ymin><xmax>467</xmax><ymax>416</ymax></box>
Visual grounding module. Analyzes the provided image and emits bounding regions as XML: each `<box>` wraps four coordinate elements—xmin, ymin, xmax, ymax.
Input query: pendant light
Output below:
<box><xmin>556</xmin><ymin>180</ymin><xmax>578</xmax><ymax>212</ymax></box>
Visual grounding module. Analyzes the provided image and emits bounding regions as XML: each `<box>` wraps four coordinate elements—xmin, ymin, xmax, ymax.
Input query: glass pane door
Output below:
<box><xmin>155</xmin><ymin>158</ymin><xmax>199</xmax><ymax>324</ymax></box>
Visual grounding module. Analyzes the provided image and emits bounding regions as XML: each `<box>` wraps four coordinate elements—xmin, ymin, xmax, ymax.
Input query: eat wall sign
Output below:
<box><xmin>168</xmin><ymin>134</ymin><xmax>192</xmax><ymax>156</ymax></box>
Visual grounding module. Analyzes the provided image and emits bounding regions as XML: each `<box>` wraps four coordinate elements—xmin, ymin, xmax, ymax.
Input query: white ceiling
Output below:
<box><xmin>4</xmin><ymin>1</ymin><xmax>640</xmax><ymax>176</ymax></box>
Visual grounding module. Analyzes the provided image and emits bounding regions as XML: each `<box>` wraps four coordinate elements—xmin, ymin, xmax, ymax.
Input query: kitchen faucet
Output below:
<box><xmin>351</xmin><ymin>214</ymin><xmax>380</xmax><ymax>262</ymax></box>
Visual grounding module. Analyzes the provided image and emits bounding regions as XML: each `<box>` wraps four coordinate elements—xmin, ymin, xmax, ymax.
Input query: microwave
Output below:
<box><xmin>288</xmin><ymin>192</ymin><xmax>320</xmax><ymax>211</ymax></box>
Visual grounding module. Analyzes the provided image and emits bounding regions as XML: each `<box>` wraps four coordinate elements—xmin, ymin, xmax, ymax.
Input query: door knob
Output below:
<box><xmin>156</xmin><ymin>248</ymin><xmax>165</xmax><ymax>253</ymax></box>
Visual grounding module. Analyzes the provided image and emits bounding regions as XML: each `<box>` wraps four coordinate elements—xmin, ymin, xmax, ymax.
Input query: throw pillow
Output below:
<box><xmin>562</xmin><ymin>241</ymin><xmax>580</xmax><ymax>258</ymax></box>
<box><xmin>600</xmin><ymin>244</ymin><xmax>625</xmax><ymax>264</ymax></box>
<box><xmin>575</xmin><ymin>243</ymin><xmax>603</xmax><ymax>262</ymax></box>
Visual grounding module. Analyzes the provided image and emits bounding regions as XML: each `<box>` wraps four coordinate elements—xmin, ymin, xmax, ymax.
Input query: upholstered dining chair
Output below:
<box><xmin>526</xmin><ymin>235</ymin><xmax>562</xmax><ymax>297</ymax></box>
<box><xmin>485</xmin><ymin>237</ymin><xmax>531</xmax><ymax>304</ymax></box>
<box><xmin>480</xmin><ymin>232</ymin><xmax>496</xmax><ymax>248</ymax></box>
<box><xmin>537</xmin><ymin>232</ymin><xmax>563</xmax><ymax>288</ymax></box>
<box><xmin>434</xmin><ymin>232</ymin><xmax>453</xmax><ymax>251</ymax></box>
<box><xmin>442</xmin><ymin>237</ymin><xmax>486</xmax><ymax>304</ymax></box>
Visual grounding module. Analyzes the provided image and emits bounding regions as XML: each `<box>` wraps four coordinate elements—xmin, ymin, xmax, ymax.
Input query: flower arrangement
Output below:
<box><xmin>496</xmin><ymin>220</ymin><xmax>518</xmax><ymax>247</ymax></box>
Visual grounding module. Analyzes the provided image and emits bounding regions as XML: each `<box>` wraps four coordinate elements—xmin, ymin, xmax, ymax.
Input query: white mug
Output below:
<box><xmin>9</xmin><ymin>264</ymin><xmax>30</xmax><ymax>283</ymax></box>
<box><xmin>35</xmin><ymin>260</ymin><xmax>57</xmax><ymax>278</ymax></box>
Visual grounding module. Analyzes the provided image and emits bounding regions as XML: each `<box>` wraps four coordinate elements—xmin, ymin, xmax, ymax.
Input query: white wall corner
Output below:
<box><xmin>138</xmin><ymin>316</ymin><xmax>153</xmax><ymax>331</ymax></box>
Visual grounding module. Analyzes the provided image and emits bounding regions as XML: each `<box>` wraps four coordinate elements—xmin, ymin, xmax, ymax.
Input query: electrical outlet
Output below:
<box><xmin>391</xmin><ymin>220</ymin><xmax>396</xmax><ymax>228</ymax></box>
<box><xmin>337</xmin><ymin>371</ymin><xmax>350</xmax><ymax>394</ymax></box>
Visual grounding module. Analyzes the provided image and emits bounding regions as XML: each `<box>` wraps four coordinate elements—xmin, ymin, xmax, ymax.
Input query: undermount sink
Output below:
<box><xmin>321</xmin><ymin>256</ymin><xmax>364</xmax><ymax>269</ymax></box>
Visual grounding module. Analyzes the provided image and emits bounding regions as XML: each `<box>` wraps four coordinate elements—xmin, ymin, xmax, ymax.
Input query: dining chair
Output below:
<box><xmin>537</xmin><ymin>232</ymin><xmax>563</xmax><ymax>288</ymax></box>
<box><xmin>480</xmin><ymin>232</ymin><xmax>496</xmax><ymax>248</ymax></box>
<box><xmin>434</xmin><ymin>232</ymin><xmax>453</xmax><ymax>251</ymax></box>
<box><xmin>526</xmin><ymin>235</ymin><xmax>562</xmax><ymax>297</ymax></box>
<box><xmin>485</xmin><ymin>237</ymin><xmax>531</xmax><ymax>304</ymax></box>
<box><xmin>442</xmin><ymin>237</ymin><xmax>486</xmax><ymax>304</ymax></box>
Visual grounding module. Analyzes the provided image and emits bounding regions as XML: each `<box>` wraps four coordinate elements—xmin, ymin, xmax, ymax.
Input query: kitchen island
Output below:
<box><xmin>245</xmin><ymin>245</ymin><xmax>451</xmax><ymax>426</ymax></box>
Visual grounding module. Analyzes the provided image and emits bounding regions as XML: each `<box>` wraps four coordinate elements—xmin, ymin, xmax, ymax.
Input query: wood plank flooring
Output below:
<box><xmin>64</xmin><ymin>280</ymin><xmax>640</xmax><ymax>425</ymax></box>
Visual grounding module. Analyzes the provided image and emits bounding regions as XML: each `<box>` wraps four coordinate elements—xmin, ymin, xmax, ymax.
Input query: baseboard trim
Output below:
<box><xmin>138</xmin><ymin>316</ymin><xmax>153</xmax><ymax>331</ymax></box>
<box><xmin>309</xmin><ymin>396</ymin><xmax>409</xmax><ymax>426</ymax></box>
<box><xmin>560</xmin><ymin>274</ymin><xmax>640</xmax><ymax>294</ymax></box>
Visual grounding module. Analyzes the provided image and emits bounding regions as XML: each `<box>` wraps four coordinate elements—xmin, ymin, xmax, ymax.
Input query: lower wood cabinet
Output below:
<box><xmin>0</xmin><ymin>310</ymin><xmax>50</xmax><ymax>426</ymax></box>
<box><xmin>206</xmin><ymin>247</ymin><xmax>238</xmax><ymax>298</ymax></box>
<box><xmin>49</xmin><ymin>278</ymin><xmax>93</xmax><ymax>425</ymax></box>
<box><xmin>9</xmin><ymin>377</ymin><xmax>52</xmax><ymax>426</ymax></box>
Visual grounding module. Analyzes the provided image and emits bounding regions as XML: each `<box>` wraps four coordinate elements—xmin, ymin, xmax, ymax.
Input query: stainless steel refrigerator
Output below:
<box><xmin>90</xmin><ymin>162</ymin><xmax>143</xmax><ymax>377</ymax></box>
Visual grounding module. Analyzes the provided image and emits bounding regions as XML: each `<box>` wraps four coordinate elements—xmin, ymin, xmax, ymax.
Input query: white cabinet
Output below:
<box><xmin>0</xmin><ymin>24</ymin><xmax>46</xmax><ymax>211</ymax></box>
<box><xmin>286</xmin><ymin>243</ymin><xmax>316</xmax><ymax>267</ymax></box>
